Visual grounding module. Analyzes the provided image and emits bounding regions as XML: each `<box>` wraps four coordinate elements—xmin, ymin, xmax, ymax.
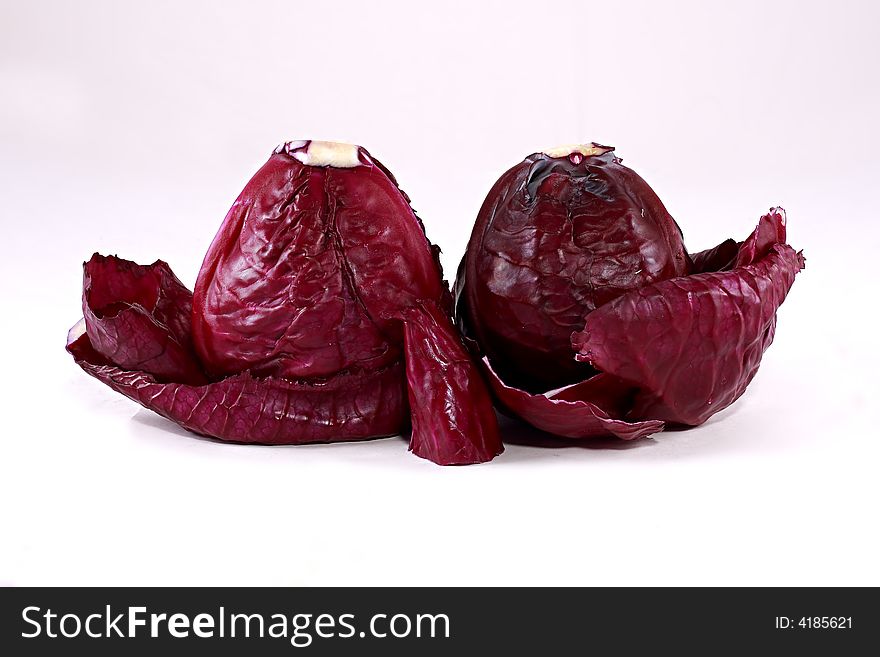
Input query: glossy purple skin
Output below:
<box><xmin>68</xmin><ymin>142</ymin><xmax>502</xmax><ymax>465</ymax></box>
<box><xmin>457</xmin><ymin>147</ymin><xmax>804</xmax><ymax>441</ymax></box>
<box><xmin>459</xmin><ymin>148</ymin><xmax>689</xmax><ymax>391</ymax></box>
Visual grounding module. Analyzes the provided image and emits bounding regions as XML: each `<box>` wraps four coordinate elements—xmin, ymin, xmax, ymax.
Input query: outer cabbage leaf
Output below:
<box><xmin>68</xmin><ymin>330</ymin><xmax>407</xmax><ymax>444</ymax></box>
<box><xmin>572</xmin><ymin>209</ymin><xmax>804</xmax><ymax>426</ymax></box>
<box><xmin>394</xmin><ymin>303</ymin><xmax>502</xmax><ymax>464</ymax></box>
<box><xmin>82</xmin><ymin>254</ymin><xmax>206</xmax><ymax>385</ymax></box>
<box><xmin>478</xmin><ymin>354</ymin><xmax>663</xmax><ymax>440</ymax></box>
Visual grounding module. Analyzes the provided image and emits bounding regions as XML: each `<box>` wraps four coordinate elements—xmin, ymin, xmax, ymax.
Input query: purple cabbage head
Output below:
<box><xmin>67</xmin><ymin>140</ymin><xmax>502</xmax><ymax>465</ymax></box>
<box><xmin>455</xmin><ymin>143</ymin><xmax>804</xmax><ymax>439</ymax></box>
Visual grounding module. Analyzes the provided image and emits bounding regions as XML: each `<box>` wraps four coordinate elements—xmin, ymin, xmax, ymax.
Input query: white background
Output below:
<box><xmin>2</xmin><ymin>0</ymin><xmax>878</xmax><ymax>586</ymax></box>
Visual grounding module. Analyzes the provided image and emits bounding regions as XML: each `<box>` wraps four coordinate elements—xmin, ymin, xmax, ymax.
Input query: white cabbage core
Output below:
<box><xmin>542</xmin><ymin>143</ymin><xmax>612</xmax><ymax>158</ymax></box>
<box><xmin>290</xmin><ymin>140</ymin><xmax>362</xmax><ymax>168</ymax></box>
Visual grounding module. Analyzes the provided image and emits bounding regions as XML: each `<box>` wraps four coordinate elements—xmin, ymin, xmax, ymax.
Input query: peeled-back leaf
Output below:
<box><xmin>394</xmin><ymin>303</ymin><xmax>502</xmax><ymax>464</ymax></box>
<box><xmin>478</xmin><ymin>355</ymin><xmax>663</xmax><ymax>440</ymax></box>
<box><xmin>68</xmin><ymin>329</ymin><xmax>407</xmax><ymax>444</ymax></box>
<box><xmin>572</xmin><ymin>209</ymin><xmax>805</xmax><ymax>426</ymax></box>
<box><xmin>82</xmin><ymin>254</ymin><xmax>206</xmax><ymax>385</ymax></box>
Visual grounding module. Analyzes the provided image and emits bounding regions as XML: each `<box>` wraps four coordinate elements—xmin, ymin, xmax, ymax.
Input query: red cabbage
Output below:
<box><xmin>68</xmin><ymin>140</ymin><xmax>502</xmax><ymax>465</ymax></box>
<box><xmin>456</xmin><ymin>144</ymin><xmax>804</xmax><ymax>439</ymax></box>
